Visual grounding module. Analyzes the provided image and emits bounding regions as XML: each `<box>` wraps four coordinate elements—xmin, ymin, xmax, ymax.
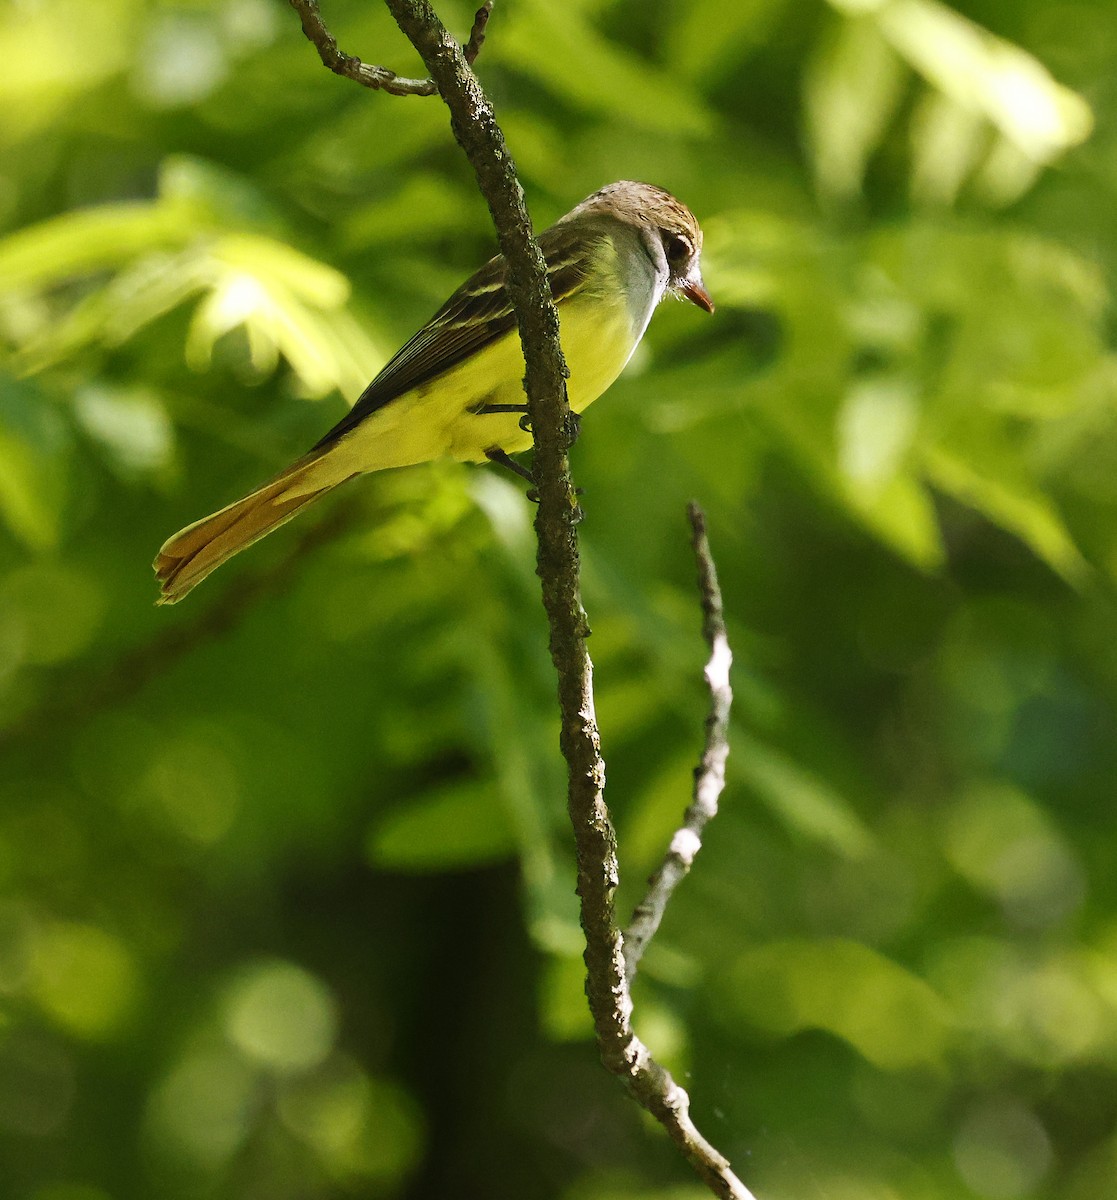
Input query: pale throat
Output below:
<box><xmin>559</xmin><ymin>232</ymin><xmax>661</xmax><ymax>411</ymax></box>
<box><xmin>430</xmin><ymin>230</ymin><xmax>665</xmax><ymax>464</ymax></box>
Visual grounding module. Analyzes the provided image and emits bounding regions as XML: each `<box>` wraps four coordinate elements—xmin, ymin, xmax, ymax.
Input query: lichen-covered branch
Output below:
<box><xmin>625</xmin><ymin>502</ymin><xmax>734</xmax><ymax>979</ymax></box>
<box><xmin>292</xmin><ymin>3</ymin><xmax>755</xmax><ymax>1196</ymax></box>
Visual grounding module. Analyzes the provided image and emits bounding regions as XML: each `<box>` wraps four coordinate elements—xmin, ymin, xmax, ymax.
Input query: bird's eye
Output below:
<box><xmin>663</xmin><ymin>232</ymin><xmax>692</xmax><ymax>267</ymax></box>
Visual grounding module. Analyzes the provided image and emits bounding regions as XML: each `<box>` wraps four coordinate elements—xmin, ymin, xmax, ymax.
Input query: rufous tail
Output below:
<box><xmin>154</xmin><ymin>452</ymin><xmax>351</xmax><ymax>605</ymax></box>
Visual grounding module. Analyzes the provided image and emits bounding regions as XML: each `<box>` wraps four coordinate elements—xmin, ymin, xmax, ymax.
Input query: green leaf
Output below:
<box><xmin>73</xmin><ymin>384</ymin><xmax>174</xmax><ymax>480</ymax></box>
<box><xmin>342</xmin><ymin>173</ymin><xmax>479</xmax><ymax>251</ymax></box>
<box><xmin>16</xmin><ymin>251</ymin><xmax>211</xmax><ymax>375</ymax></box>
<box><xmin>847</xmin><ymin>472</ymin><xmax>946</xmax><ymax>570</ymax></box>
<box><xmin>924</xmin><ymin>445</ymin><xmax>1089</xmax><ymax>584</ymax></box>
<box><xmin>835</xmin><ymin>376</ymin><xmax>946</xmax><ymax>568</ymax></box>
<box><xmin>671</xmin><ymin>0</ymin><xmax>791</xmax><ymax>81</ymax></box>
<box><xmin>366</xmin><ymin>781</ymin><xmax>517</xmax><ymax>872</ymax></box>
<box><xmin>0</xmin><ymin>0</ymin><xmax>133</xmax><ymax>137</ymax></box>
<box><xmin>498</xmin><ymin>1</ymin><xmax>713</xmax><ymax>136</ymax></box>
<box><xmin>539</xmin><ymin>953</ymin><xmax>595</xmax><ymax>1042</ymax></box>
<box><xmin>0</xmin><ymin>562</ymin><xmax>105</xmax><ymax>664</ymax></box>
<box><xmin>870</xmin><ymin>0</ymin><xmax>1094</xmax><ymax>160</ymax></box>
<box><xmin>734</xmin><ymin>733</ymin><xmax>875</xmax><ymax>859</ymax></box>
<box><xmin>0</xmin><ymin>376</ymin><xmax>70</xmax><ymax>548</ymax></box>
<box><xmin>210</xmin><ymin>234</ymin><xmax>350</xmax><ymax>310</ymax></box>
<box><xmin>816</xmin><ymin>0</ymin><xmax>1093</xmax><ymax>205</ymax></box>
<box><xmin>909</xmin><ymin>90</ymin><xmax>988</xmax><ymax>206</ymax></box>
<box><xmin>157</xmin><ymin>155</ymin><xmax>286</xmax><ymax>232</ymax></box>
<box><xmin>723</xmin><ymin>938</ymin><xmax>952</xmax><ymax>1070</ymax></box>
<box><xmin>804</xmin><ymin>15</ymin><xmax>906</xmax><ymax>199</ymax></box>
<box><xmin>0</xmin><ymin>426</ymin><xmax>66</xmax><ymax>549</ymax></box>
<box><xmin>0</xmin><ymin>203</ymin><xmax>194</xmax><ymax>293</ymax></box>
<box><xmin>184</xmin><ymin>233</ymin><xmax>380</xmax><ymax>397</ymax></box>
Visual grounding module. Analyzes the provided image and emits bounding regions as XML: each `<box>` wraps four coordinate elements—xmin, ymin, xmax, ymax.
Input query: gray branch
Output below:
<box><xmin>624</xmin><ymin>502</ymin><xmax>734</xmax><ymax>979</ymax></box>
<box><xmin>292</xmin><ymin>3</ymin><xmax>755</xmax><ymax>1196</ymax></box>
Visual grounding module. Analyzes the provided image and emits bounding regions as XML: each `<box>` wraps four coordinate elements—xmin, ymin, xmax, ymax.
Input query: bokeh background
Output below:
<box><xmin>2</xmin><ymin>0</ymin><xmax>1117</xmax><ymax>1197</ymax></box>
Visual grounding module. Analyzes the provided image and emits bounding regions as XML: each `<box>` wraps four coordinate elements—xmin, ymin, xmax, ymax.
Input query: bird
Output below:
<box><xmin>153</xmin><ymin>180</ymin><xmax>713</xmax><ymax>604</ymax></box>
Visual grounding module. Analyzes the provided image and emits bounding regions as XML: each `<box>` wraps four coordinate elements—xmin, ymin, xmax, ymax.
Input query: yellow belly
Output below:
<box><xmin>325</xmin><ymin>280</ymin><xmax>643</xmax><ymax>477</ymax></box>
<box><xmin>442</xmin><ymin>284</ymin><xmax>638</xmax><ymax>460</ymax></box>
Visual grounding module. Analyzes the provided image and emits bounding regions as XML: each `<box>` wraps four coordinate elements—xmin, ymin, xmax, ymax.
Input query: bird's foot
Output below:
<box><xmin>485</xmin><ymin>447</ymin><xmax>536</xmax><ymax>487</ymax></box>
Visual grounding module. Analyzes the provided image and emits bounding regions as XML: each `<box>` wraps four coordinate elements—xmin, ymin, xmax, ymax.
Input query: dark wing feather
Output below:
<box><xmin>313</xmin><ymin>224</ymin><xmax>599</xmax><ymax>450</ymax></box>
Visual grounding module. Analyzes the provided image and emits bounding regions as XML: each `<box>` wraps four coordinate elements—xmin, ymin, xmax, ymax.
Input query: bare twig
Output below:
<box><xmin>288</xmin><ymin>0</ymin><xmax>492</xmax><ymax>96</ymax></box>
<box><xmin>374</xmin><ymin>4</ymin><xmax>754</xmax><ymax>1198</ymax></box>
<box><xmin>462</xmin><ymin>0</ymin><xmax>492</xmax><ymax>65</ymax></box>
<box><xmin>625</xmin><ymin>502</ymin><xmax>734</xmax><ymax>979</ymax></box>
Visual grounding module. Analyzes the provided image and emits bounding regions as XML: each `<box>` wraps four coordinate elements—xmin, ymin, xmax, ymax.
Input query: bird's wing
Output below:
<box><xmin>313</xmin><ymin>224</ymin><xmax>601</xmax><ymax>450</ymax></box>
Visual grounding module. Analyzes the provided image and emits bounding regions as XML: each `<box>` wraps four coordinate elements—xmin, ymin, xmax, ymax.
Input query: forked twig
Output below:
<box><xmin>288</xmin><ymin>0</ymin><xmax>492</xmax><ymax>96</ymax></box>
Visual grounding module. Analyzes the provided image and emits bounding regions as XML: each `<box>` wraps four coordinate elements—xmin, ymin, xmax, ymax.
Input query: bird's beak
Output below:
<box><xmin>679</xmin><ymin>272</ymin><xmax>714</xmax><ymax>314</ymax></box>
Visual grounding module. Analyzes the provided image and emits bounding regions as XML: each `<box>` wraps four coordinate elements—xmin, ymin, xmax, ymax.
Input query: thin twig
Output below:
<box><xmin>625</xmin><ymin>503</ymin><xmax>734</xmax><ymax>979</ymax></box>
<box><xmin>287</xmin><ymin>0</ymin><xmax>493</xmax><ymax>96</ymax></box>
<box><xmin>463</xmin><ymin>1</ymin><xmax>492</xmax><ymax>65</ymax></box>
<box><xmin>373</xmin><ymin>4</ymin><xmax>755</xmax><ymax>1197</ymax></box>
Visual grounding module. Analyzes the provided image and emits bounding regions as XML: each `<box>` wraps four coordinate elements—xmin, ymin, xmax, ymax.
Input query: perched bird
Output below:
<box><xmin>154</xmin><ymin>180</ymin><xmax>713</xmax><ymax>604</ymax></box>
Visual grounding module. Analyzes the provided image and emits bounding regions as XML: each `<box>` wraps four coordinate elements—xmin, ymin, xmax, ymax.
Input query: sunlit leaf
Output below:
<box><xmin>837</xmin><ymin>376</ymin><xmax>921</xmax><ymax>488</ymax></box>
<box><xmin>210</xmin><ymin>234</ymin><xmax>349</xmax><ymax>310</ymax></box>
<box><xmin>539</xmin><ymin>953</ymin><xmax>595</xmax><ymax>1042</ymax></box>
<box><xmin>0</xmin><ymin>0</ymin><xmax>133</xmax><ymax>139</ymax></box>
<box><xmin>805</xmin><ymin>15</ymin><xmax>906</xmax><ymax>199</ymax></box>
<box><xmin>342</xmin><ymin>173</ymin><xmax>478</xmax><ymax>250</ymax></box>
<box><xmin>0</xmin><ymin>563</ymin><xmax>105</xmax><ymax>664</ymax></box>
<box><xmin>73</xmin><ymin>384</ymin><xmax>175</xmax><ymax>480</ymax></box>
<box><xmin>31</xmin><ymin>921</ymin><xmax>137</xmax><ymax>1039</ymax></box>
<box><xmin>0</xmin><ymin>204</ymin><xmax>195</xmax><ymax>293</ymax></box>
<box><xmin>223</xmin><ymin>959</ymin><xmax>336</xmax><ymax>1072</ymax></box>
<box><xmin>870</xmin><ymin>0</ymin><xmax>1094</xmax><ymax>158</ymax></box>
<box><xmin>909</xmin><ymin>91</ymin><xmax>988</xmax><ymax>206</ymax></box>
<box><xmin>821</xmin><ymin>0</ymin><xmax>1093</xmax><ymax>204</ymax></box>
<box><xmin>277</xmin><ymin>1063</ymin><xmax>423</xmax><ymax>1184</ymax></box>
<box><xmin>724</xmin><ymin>938</ymin><xmax>952</xmax><ymax>1069</ymax></box>
<box><xmin>971</xmin><ymin>134</ymin><xmax>1044</xmax><ymax>208</ymax></box>
<box><xmin>133</xmin><ymin>12</ymin><xmax>230</xmax><ymax>111</ymax></box>
<box><xmin>16</xmin><ymin>252</ymin><xmax>213</xmax><ymax>376</ymax></box>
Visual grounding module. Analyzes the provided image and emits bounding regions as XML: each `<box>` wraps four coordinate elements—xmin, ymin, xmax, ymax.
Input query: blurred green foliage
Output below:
<box><xmin>1</xmin><ymin>0</ymin><xmax>1117</xmax><ymax>1197</ymax></box>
